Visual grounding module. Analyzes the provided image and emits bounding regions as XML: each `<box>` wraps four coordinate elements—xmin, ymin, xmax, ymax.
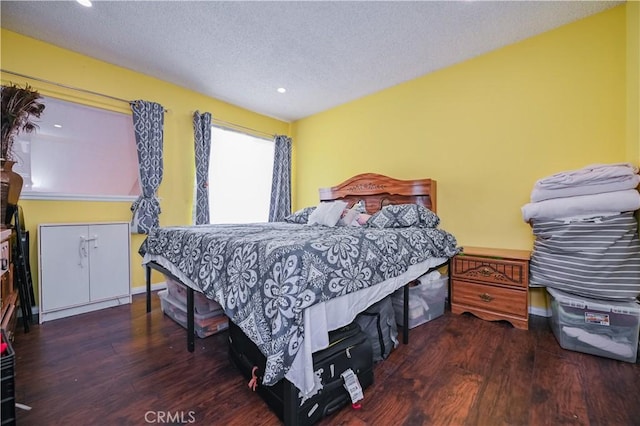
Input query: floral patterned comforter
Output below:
<box><xmin>141</xmin><ymin>222</ymin><xmax>459</xmax><ymax>385</ymax></box>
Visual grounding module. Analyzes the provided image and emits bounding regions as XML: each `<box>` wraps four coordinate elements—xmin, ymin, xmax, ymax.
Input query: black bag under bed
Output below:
<box><xmin>228</xmin><ymin>320</ymin><xmax>374</xmax><ymax>426</ymax></box>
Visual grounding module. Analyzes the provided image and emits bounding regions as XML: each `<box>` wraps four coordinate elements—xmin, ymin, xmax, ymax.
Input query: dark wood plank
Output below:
<box><xmin>529</xmin><ymin>348</ymin><xmax>590</xmax><ymax>425</ymax></box>
<box><xmin>9</xmin><ymin>293</ymin><xmax>640</xmax><ymax>425</ymax></box>
<box><xmin>578</xmin><ymin>354</ymin><xmax>640</xmax><ymax>426</ymax></box>
<box><xmin>467</xmin><ymin>325</ymin><xmax>536</xmax><ymax>426</ymax></box>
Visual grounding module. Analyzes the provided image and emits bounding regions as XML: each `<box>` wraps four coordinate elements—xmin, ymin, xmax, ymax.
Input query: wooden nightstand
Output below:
<box><xmin>450</xmin><ymin>246</ymin><xmax>530</xmax><ymax>330</ymax></box>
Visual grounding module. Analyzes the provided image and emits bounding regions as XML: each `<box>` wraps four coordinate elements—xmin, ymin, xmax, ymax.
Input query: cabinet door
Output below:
<box><xmin>40</xmin><ymin>225</ymin><xmax>90</xmax><ymax>311</ymax></box>
<box><xmin>88</xmin><ymin>223</ymin><xmax>130</xmax><ymax>301</ymax></box>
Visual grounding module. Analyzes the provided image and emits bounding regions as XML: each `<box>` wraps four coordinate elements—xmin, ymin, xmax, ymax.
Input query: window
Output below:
<box><xmin>13</xmin><ymin>96</ymin><xmax>140</xmax><ymax>200</ymax></box>
<box><xmin>208</xmin><ymin>127</ymin><xmax>274</xmax><ymax>224</ymax></box>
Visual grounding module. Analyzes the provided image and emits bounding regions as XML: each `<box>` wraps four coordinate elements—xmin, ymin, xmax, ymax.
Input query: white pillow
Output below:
<box><xmin>338</xmin><ymin>207</ymin><xmax>360</xmax><ymax>226</ymax></box>
<box><xmin>307</xmin><ymin>201</ymin><xmax>348</xmax><ymax>227</ymax></box>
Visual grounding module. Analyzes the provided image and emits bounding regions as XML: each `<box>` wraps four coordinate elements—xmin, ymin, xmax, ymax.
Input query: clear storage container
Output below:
<box><xmin>158</xmin><ymin>289</ymin><xmax>228</xmax><ymax>338</ymax></box>
<box><xmin>391</xmin><ymin>274</ymin><xmax>447</xmax><ymax>329</ymax></box>
<box><xmin>547</xmin><ymin>287</ymin><xmax>640</xmax><ymax>363</ymax></box>
<box><xmin>164</xmin><ymin>275</ymin><xmax>223</xmax><ymax>315</ymax></box>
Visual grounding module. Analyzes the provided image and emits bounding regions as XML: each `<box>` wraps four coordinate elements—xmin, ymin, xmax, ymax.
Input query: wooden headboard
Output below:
<box><xmin>318</xmin><ymin>173</ymin><xmax>437</xmax><ymax>214</ymax></box>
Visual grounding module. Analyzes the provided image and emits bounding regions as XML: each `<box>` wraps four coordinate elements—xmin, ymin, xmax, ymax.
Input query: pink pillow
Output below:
<box><xmin>356</xmin><ymin>213</ymin><xmax>372</xmax><ymax>226</ymax></box>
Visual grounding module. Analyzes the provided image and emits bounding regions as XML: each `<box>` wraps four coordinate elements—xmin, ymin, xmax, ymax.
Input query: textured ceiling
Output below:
<box><xmin>0</xmin><ymin>0</ymin><xmax>624</xmax><ymax>122</ymax></box>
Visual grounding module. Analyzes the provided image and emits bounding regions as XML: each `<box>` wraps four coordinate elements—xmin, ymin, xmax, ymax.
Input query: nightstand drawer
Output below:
<box><xmin>452</xmin><ymin>255</ymin><xmax>528</xmax><ymax>288</ymax></box>
<box><xmin>451</xmin><ymin>279</ymin><xmax>528</xmax><ymax>317</ymax></box>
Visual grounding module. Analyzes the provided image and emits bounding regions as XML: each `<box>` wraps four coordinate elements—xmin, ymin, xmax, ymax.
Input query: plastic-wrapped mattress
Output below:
<box><xmin>529</xmin><ymin>212</ymin><xmax>640</xmax><ymax>300</ymax></box>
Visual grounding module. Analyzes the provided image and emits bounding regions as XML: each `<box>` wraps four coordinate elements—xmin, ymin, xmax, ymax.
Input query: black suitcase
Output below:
<box><xmin>228</xmin><ymin>320</ymin><xmax>374</xmax><ymax>425</ymax></box>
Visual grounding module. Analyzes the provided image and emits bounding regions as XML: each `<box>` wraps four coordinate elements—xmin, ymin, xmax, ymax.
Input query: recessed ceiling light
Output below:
<box><xmin>77</xmin><ymin>0</ymin><xmax>92</xmax><ymax>7</ymax></box>
<box><xmin>54</xmin><ymin>124</ymin><xmax>62</xmax><ymax>128</ymax></box>
<box><xmin>277</xmin><ymin>88</ymin><xmax>286</xmax><ymax>94</ymax></box>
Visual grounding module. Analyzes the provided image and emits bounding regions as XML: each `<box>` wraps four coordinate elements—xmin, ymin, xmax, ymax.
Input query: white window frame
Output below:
<box><xmin>14</xmin><ymin>96</ymin><xmax>140</xmax><ymax>202</ymax></box>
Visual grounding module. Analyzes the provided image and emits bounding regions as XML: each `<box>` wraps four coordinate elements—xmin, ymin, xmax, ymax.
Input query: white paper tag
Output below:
<box><xmin>585</xmin><ymin>312</ymin><xmax>610</xmax><ymax>326</ymax></box>
<box><xmin>341</xmin><ymin>368</ymin><xmax>363</xmax><ymax>403</ymax></box>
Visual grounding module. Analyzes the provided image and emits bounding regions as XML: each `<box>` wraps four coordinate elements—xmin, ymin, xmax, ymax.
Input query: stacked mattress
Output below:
<box><xmin>522</xmin><ymin>163</ymin><xmax>640</xmax><ymax>300</ymax></box>
<box><xmin>522</xmin><ymin>163</ymin><xmax>640</xmax><ymax>362</ymax></box>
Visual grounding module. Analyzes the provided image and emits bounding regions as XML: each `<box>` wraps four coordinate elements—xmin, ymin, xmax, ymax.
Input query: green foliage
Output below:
<box><xmin>1</xmin><ymin>83</ymin><xmax>46</xmax><ymax>160</ymax></box>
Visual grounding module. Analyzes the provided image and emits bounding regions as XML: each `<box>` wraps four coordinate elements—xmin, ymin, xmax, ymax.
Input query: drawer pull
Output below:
<box><xmin>479</xmin><ymin>293</ymin><xmax>494</xmax><ymax>302</ymax></box>
<box><xmin>480</xmin><ymin>267</ymin><xmax>492</xmax><ymax>276</ymax></box>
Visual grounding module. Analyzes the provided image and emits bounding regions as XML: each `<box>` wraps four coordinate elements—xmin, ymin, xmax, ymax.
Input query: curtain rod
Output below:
<box><xmin>1</xmin><ymin>68</ymin><xmax>169</xmax><ymax>112</ymax></box>
<box><xmin>212</xmin><ymin>118</ymin><xmax>275</xmax><ymax>139</ymax></box>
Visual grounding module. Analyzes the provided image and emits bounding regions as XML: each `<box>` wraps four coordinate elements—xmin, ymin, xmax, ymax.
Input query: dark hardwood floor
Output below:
<box><xmin>8</xmin><ymin>293</ymin><xmax>640</xmax><ymax>426</ymax></box>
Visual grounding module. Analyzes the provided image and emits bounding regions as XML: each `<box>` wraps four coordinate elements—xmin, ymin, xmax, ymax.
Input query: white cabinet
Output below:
<box><xmin>38</xmin><ymin>222</ymin><xmax>131</xmax><ymax>323</ymax></box>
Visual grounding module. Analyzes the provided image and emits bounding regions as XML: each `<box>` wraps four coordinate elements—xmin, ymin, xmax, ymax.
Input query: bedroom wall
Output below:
<box><xmin>0</xmin><ymin>29</ymin><xmax>290</xmax><ymax>301</ymax></box>
<box><xmin>628</xmin><ymin>1</ymin><xmax>640</xmax><ymax>166</ymax></box>
<box><xmin>628</xmin><ymin>2</ymin><xmax>640</xmax><ymax>239</ymax></box>
<box><xmin>291</xmin><ymin>5</ymin><xmax>631</xmax><ymax>313</ymax></box>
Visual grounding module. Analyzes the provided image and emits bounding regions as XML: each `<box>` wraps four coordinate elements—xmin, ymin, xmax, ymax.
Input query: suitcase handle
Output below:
<box><xmin>324</xmin><ymin>395</ymin><xmax>349</xmax><ymax>417</ymax></box>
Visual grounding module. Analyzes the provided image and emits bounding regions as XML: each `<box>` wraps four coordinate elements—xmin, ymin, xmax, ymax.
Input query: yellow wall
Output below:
<box><xmin>291</xmin><ymin>6</ymin><xmax>632</xmax><ymax>311</ymax></box>
<box><xmin>628</xmin><ymin>1</ymin><xmax>640</xmax><ymax>166</ymax></box>
<box><xmin>0</xmin><ymin>29</ymin><xmax>290</xmax><ymax>297</ymax></box>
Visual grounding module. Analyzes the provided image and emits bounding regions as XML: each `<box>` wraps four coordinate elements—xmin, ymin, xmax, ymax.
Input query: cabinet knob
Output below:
<box><xmin>479</xmin><ymin>293</ymin><xmax>494</xmax><ymax>302</ymax></box>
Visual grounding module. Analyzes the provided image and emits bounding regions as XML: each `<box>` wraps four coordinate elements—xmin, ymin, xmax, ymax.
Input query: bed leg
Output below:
<box><xmin>447</xmin><ymin>258</ymin><xmax>453</xmax><ymax>310</ymax></box>
<box><xmin>447</xmin><ymin>260</ymin><xmax>452</xmax><ymax>310</ymax></box>
<box><xmin>282</xmin><ymin>380</ymin><xmax>297</xmax><ymax>426</ymax></box>
<box><xmin>146</xmin><ymin>265</ymin><xmax>152</xmax><ymax>313</ymax></box>
<box><xmin>187</xmin><ymin>287</ymin><xmax>195</xmax><ymax>353</ymax></box>
<box><xmin>403</xmin><ymin>282</ymin><xmax>409</xmax><ymax>344</ymax></box>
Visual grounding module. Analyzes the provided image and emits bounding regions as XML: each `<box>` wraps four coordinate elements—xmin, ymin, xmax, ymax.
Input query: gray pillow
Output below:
<box><xmin>284</xmin><ymin>206</ymin><xmax>316</xmax><ymax>224</ymax></box>
<box><xmin>366</xmin><ymin>204</ymin><xmax>440</xmax><ymax>229</ymax></box>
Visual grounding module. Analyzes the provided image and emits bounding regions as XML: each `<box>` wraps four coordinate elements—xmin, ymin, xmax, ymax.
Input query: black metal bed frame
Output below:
<box><xmin>144</xmin><ymin>259</ymin><xmax>450</xmax><ymax>352</ymax></box>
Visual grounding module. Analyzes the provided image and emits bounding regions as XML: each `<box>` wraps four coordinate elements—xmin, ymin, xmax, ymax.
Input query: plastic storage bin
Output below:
<box><xmin>1</xmin><ymin>328</ymin><xmax>15</xmax><ymax>426</ymax></box>
<box><xmin>391</xmin><ymin>273</ymin><xmax>447</xmax><ymax>329</ymax></box>
<box><xmin>547</xmin><ymin>287</ymin><xmax>640</xmax><ymax>363</ymax></box>
<box><xmin>158</xmin><ymin>289</ymin><xmax>228</xmax><ymax>338</ymax></box>
<box><xmin>164</xmin><ymin>275</ymin><xmax>223</xmax><ymax>315</ymax></box>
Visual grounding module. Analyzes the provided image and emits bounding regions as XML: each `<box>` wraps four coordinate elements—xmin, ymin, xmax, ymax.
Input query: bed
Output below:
<box><xmin>140</xmin><ymin>173</ymin><xmax>459</xmax><ymax>416</ymax></box>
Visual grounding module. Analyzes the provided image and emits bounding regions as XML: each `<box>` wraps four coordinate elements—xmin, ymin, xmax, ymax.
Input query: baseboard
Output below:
<box><xmin>131</xmin><ymin>281</ymin><xmax>167</xmax><ymax>295</ymax></box>
<box><xmin>17</xmin><ymin>282</ymin><xmax>167</xmax><ymax>325</ymax></box>
<box><xmin>529</xmin><ymin>305</ymin><xmax>552</xmax><ymax>318</ymax></box>
<box><xmin>39</xmin><ymin>295</ymin><xmax>132</xmax><ymax>323</ymax></box>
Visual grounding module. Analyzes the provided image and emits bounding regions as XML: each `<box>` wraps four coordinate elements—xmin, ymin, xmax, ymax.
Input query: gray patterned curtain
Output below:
<box><xmin>268</xmin><ymin>134</ymin><xmax>292</xmax><ymax>222</ymax></box>
<box><xmin>130</xmin><ymin>100</ymin><xmax>164</xmax><ymax>234</ymax></box>
<box><xmin>193</xmin><ymin>111</ymin><xmax>212</xmax><ymax>224</ymax></box>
